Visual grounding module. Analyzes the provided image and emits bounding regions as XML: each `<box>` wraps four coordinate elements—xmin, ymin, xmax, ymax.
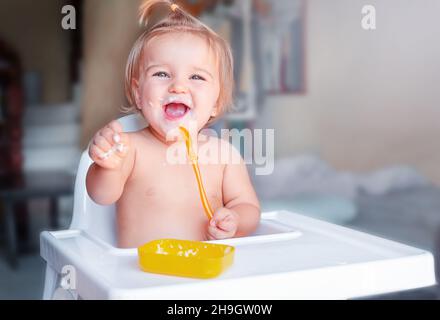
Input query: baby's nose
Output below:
<box><xmin>169</xmin><ymin>83</ymin><xmax>188</xmax><ymax>94</ymax></box>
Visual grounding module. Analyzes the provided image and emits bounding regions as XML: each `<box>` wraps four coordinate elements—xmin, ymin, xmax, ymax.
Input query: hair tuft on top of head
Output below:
<box><xmin>139</xmin><ymin>0</ymin><xmax>178</xmax><ymax>28</ymax></box>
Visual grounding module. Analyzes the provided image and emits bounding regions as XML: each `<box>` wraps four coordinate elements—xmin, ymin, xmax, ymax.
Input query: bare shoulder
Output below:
<box><xmin>126</xmin><ymin>129</ymin><xmax>144</xmax><ymax>144</ymax></box>
<box><xmin>117</xmin><ymin>129</ymin><xmax>156</xmax><ymax>179</ymax></box>
<box><xmin>127</xmin><ymin>129</ymin><xmax>155</xmax><ymax>148</ymax></box>
<box><xmin>124</xmin><ymin>129</ymin><xmax>157</xmax><ymax>161</ymax></box>
<box><xmin>199</xmin><ymin>130</ymin><xmax>238</xmax><ymax>153</ymax></box>
<box><xmin>199</xmin><ymin>131</ymin><xmax>243</xmax><ymax>165</ymax></box>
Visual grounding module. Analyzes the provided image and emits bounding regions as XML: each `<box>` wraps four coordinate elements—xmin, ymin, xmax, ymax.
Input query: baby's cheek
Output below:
<box><xmin>141</xmin><ymin>81</ymin><xmax>167</xmax><ymax>101</ymax></box>
<box><xmin>197</xmin><ymin>95</ymin><xmax>218</xmax><ymax>118</ymax></box>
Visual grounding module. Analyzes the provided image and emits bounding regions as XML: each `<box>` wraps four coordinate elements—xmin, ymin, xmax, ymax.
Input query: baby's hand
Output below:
<box><xmin>89</xmin><ymin>120</ymin><xmax>130</xmax><ymax>170</ymax></box>
<box><xmin>207</xmin><ymin>207</ymin><xmax>239</xmax><ymax>240</ymax></box>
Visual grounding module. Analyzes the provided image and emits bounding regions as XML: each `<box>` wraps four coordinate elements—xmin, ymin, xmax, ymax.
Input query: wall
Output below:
<box><xmin>0</xmin><ymin>0</ymin><xmax>71</xmax><ymax>104</ymax></box>
<box><xmin>80</xmin><ymin>0</ymin><xmax>142</xmax><ymax>147</ymax></box>
<box><xmin>262</xmin><ymin>0</ymin><xmax>440</xmax><ymax>183</ymax></box>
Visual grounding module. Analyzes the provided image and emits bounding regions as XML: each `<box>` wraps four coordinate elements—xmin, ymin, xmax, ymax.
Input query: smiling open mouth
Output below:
<box><xmin>164</xmin><ymin>103</ymin><xmax>190</xmax><ymax>120</ymax></box>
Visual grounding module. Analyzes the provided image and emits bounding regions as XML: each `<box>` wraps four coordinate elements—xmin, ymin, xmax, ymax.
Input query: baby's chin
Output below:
<box><xmin>146</xmin><ymin>111</ymin><xmax>200</xmax><ymax>142</ymax></box>
<box><xmin>163</xmin><ymin>118</ymin><xmax>199</xmax><ymax>135</ymax></box>
<box><xmin>147</xmin><ymin>123</ymin><xmax>186</xmax><ymax>144</ymax></box>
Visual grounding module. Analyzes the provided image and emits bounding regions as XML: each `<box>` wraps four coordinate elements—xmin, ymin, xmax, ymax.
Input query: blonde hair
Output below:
<box><xmin>124</xmin><ymin>0</ymin><xmax>234</xmax><ymax>124</ymax></box>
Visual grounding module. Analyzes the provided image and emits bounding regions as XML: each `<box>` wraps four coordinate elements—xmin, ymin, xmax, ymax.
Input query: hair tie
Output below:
<box><xmin>170</xmin><ymin>3</ymin><xmax>179</xmax><ymax>12</ymax></box>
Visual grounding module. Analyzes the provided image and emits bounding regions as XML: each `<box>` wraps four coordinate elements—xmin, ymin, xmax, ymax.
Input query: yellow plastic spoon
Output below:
<box><xmin>179</xmin><ymin>126</ymin><xmax>214</xmax><ymax>220</ymax></box>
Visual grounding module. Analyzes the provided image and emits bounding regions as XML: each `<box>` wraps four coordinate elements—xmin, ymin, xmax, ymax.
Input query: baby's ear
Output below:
<box><xmin>132</xmin><ymin>79</ymin><xmax>141</xmax><ymax>109</ymax></box>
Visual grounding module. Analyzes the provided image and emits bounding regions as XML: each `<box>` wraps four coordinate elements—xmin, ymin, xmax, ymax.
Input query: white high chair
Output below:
<box><xmin>40</xmin><ymin>114</ymin><xmax>436</xmax><ymax>300</ymax></box>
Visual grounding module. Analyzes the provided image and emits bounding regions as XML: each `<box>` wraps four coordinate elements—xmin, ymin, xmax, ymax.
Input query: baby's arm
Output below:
<box><xmin>207</xmin><ymin>141</ymin><xmax>260</xmax><ymax>239</ymax></box>
<box><xmin>222</xmin><ymin>154</ymin><xmax>261</xmax><ymax>237</ymax></box>
<box><xmin>86</xmin><ymin>120</ymin><xmax>135</xmax><ymax>205</ymax></box>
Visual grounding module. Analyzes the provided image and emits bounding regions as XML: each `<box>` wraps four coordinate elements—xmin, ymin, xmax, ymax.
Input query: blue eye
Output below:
<box><xmin>191</xmin><ymin>74</ymin><xmax>205</xmax><ymax>81</ymax></box>
<box><xmin>153</xmin><ymin>71</ymin><xmax>169</xmax><ymax>78</ymax></box>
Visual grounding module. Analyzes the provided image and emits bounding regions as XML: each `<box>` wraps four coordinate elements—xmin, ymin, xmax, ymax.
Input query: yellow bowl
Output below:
<box><xmin>138</xmin><ymin>239</ymin><xmax>235</xmax><ymax>279</ymax></box>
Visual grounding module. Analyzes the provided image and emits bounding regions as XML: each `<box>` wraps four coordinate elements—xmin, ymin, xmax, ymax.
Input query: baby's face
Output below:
<box><xmin>133</xmin><ymin>32</ymin><xmax>220</xmax><ymax>141</ymax></box>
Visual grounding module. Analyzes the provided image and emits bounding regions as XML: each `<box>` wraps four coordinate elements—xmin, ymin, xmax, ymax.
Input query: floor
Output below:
<box><xmin>0</xmin><ymin>188</ymin><xmax>439</xmax><ymax>299</ymax></box>
<box><xmin>348</xmin><ymin>186</ymin><xmax>440</xmax><ymax>299</ymax></box>
<box><xmin>0</xmin><ymin>197</ymin><xmax>72</xmax><ymax>299</ymax></box>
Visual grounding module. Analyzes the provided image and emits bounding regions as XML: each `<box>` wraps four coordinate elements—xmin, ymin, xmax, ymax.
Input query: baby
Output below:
<box><xmin>86</xmin><ymin>0</ymin><xmax>260</xmax><ymax>248</ymax></box>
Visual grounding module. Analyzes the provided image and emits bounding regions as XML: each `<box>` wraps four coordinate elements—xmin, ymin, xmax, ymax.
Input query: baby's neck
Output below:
<box><xmin>145</xmin><ymin>125</ymin><xmax>200</xmax><ymax>149</ymax></box>
<box><xmin>145</xmin><ymin>126</ymin><xmax>173</xmax><ymax>146</ymax></box>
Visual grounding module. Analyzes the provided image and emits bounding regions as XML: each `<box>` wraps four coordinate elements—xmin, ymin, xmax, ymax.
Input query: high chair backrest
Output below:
<box><xmin>69</xmin><ymin>113</ymin><xmax>147</xmax><ymax>246</ymax></box>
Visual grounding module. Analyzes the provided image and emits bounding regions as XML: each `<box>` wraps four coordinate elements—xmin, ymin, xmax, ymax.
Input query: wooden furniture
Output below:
<box><xmin>0</xmin><ymin>39</ymin><xmax>26</xmax><ymax>268</ymax></box>
<box><xmin>0</xmin><ymin>39</ymin><xmax>23</xmax><ymax>176</ymax></box>
<box><xmin>0</xmin><ymin>172</ymin><xmax>74</xmax><ymax>268</ymax></box>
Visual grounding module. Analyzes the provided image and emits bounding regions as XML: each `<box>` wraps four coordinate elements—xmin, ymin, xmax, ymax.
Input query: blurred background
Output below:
<box><xmin>1</xmin><ymin>0</ymin><xmax>440</xmax><ymax>299</ymax></box>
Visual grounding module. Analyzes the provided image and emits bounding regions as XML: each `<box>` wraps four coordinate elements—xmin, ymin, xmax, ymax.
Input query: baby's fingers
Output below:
<box><xmin>93</xmin><ymin>135</ymin><xmax>112</xmax><ymax>153</ymax></box>
<box><xmin>216</xmin><ymin>219</ymin><xmax>237</xmax><ymax>232</ymax></box>
<box><xmin>207</xmin><ymin>225</ymin><xmax>225</xmax><ymax>240</ymax></box>
<box><xmin>114</xmin><ymin>132</ymin><xmax>130</xmax><ymax>156</ymax></box>
<box><xmin>99</xmin><ymin>127</ymin><xmax>129</xmax><ymax>158</ymax></box>
<box><xmin>108</xmin><ymin>120</ymin><xmax>123</xmax><ymax>134</ymax></box>
<box><xmin>103</xmin><ymin>121</ymin><xmax>124</xmax><ymax>144</ymax></box>
<box><xmin>89</xmin><ymin>144</ymin><xmax>122</xmax><ymax>169</ymax></box>
<box><xmin>100</xmin><ymin>127</ymin><xmax>118</xmax><ymax>146</ymax></box>
<box><xmin>207</xmin><ymin>224</ymin><xmax>233</xmax><ymax>240</ymax></box>
<box><xmin>89</xmin><ymin>143</ymin><xmax>106</xmax><ymax>160</ymax></box>
<box><xmin>89</xmin><ymin>144</ymin><xmax>115</xmax><ymax>163</ymax></box>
